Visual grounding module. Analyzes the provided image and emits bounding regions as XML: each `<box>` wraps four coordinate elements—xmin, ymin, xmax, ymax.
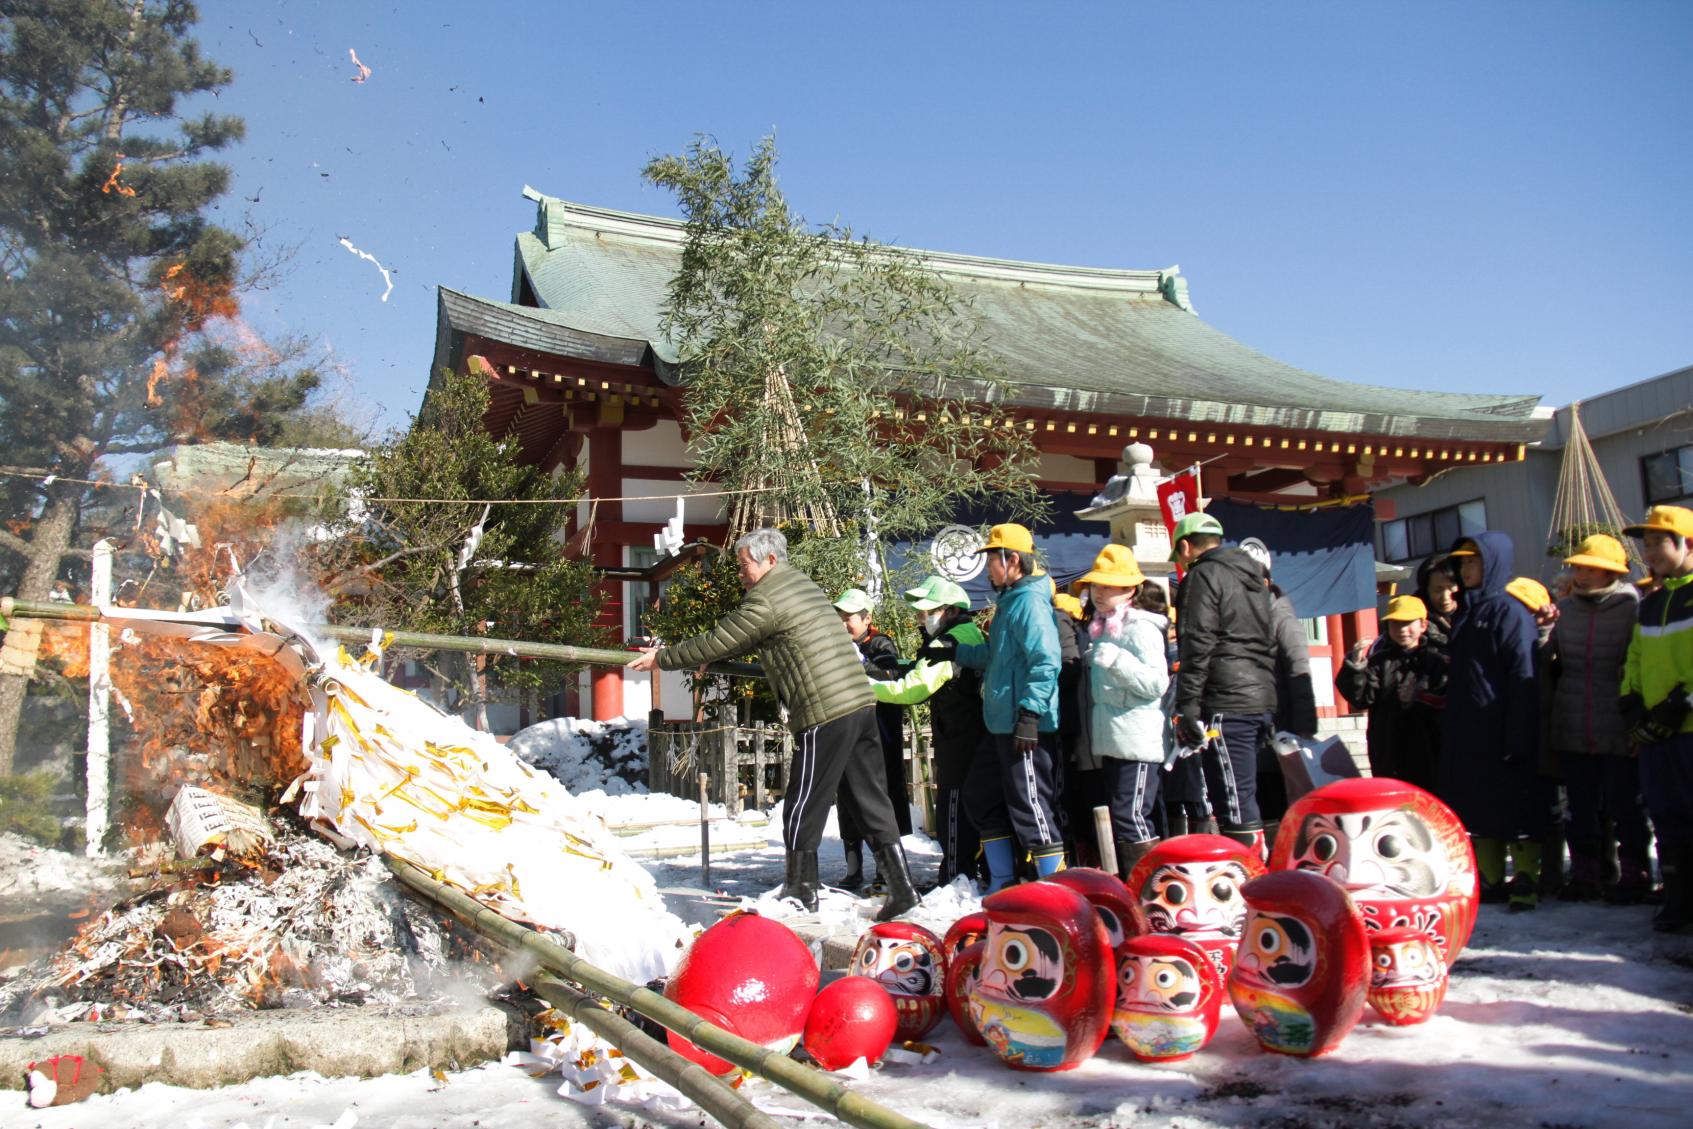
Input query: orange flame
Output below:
<box><xmin>101</xmin><ymin>157</ymin><xmax>137</xmax><ymax>198</ymax></box>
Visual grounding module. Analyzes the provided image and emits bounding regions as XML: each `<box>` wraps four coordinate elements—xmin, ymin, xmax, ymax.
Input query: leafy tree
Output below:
<box><xmin>639</xmin><ymin>135</ymin><xmax>1045</xmax><ymax>710</ymax></box>
<box><xmin>0</xmin><ymin>1</ymin><xmax>336</xmax><ymax>772</ymax></box>
<box><xmin>315</xmin><ymin>368</ymin><xmax>606</xmax><ymax>728</ymax></box>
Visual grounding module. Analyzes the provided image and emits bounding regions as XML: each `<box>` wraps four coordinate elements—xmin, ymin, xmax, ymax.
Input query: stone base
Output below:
<box><xmin>0</xmin><ymin>1001</ymin><xmax>511</xmax><ymax>1093</ymax></box>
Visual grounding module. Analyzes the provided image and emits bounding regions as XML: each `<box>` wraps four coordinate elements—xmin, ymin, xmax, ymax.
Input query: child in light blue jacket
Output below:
<box><xmin>1080</xmin><ymin>545</ymin><xmax>1171</xmax><ymax>877</ymax></box>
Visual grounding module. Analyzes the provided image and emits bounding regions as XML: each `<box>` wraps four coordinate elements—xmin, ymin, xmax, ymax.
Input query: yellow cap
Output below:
<box><xmin>1624</xmin><ymin>505</ymin><xmax>1693</xmax><ymax>540</ymax></box>
<box><xmin>1506</xmin><ymin>576</ymin><xmax>1552</xmax><ymax>612</ymax></box>
<box><xmin>1077</xmin><ymin>544</ymin><xmax>1146</xmax><ymax>589</ymax></box>
<box><xmin>1052</xmin><ymin>593</ymin><xmax>1085</xmax><ymax>621</ymax></box>
<box><xmin>978</xmin><ymin>523</ymin><xmax>1035</xmax><ymax>554</ymax></box>
<box><xmin>1562</xmin><ymin>533</ymin><xmax>1629</xmax><ymax>573</ymax></box>
<box><xmin>1445</xmin><ymin>538</ymin><xmax>1480</xmax><ymax>558</ymax></box>
<box><xmin>1381</xmin><ymin>595</ymin><xmax>1428</xmax><ymax>622</ymax></box>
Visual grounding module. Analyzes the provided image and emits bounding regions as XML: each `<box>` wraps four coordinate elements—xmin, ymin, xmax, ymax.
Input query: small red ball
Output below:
<box><xmin>803</xmin><ymin>977</ymin><xmax>899</xmax><ymax>1071</ymax></box>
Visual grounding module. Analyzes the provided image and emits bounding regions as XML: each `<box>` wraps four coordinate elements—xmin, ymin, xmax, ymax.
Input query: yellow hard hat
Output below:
<box><xmin>1506</xmin><ymin>576</ymin><xmax>1552</xmax><ymax>612</ymax></box>
<box><xmin>1624</xmin><ymin>506</ymin><xmax>1693</xmax><ymax>540</ymax></box>
<box><xmin>1381</xmin><ymin>595</ymin><xmax>1428</xmax><ymax>622</ymax></box>
<box><xmin>978</xmin><ymin>523</ymin><xmax>1035</xmax><ymax>554</ymax></box>
<box><xmin>1078</xmin><ymin>544</ymin><xmax>1146</xmax><ymax>589</ymax></box>
<box><xmin>1562</xmin><ymin>534</ymin><xmax>1629</xmax><ymax>573</ymax></box>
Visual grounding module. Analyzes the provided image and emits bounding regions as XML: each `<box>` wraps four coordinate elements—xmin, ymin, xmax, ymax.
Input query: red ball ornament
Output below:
<box><xmin>1270</xmin><ymin>776</ymin><xmax>1478</xmax><ymax>969</ymax></box>
<box><xmin>663</xmin><ymin>910</ymin><xmax>820</xmax><ymax>1075</ymax></box>
<box><xmin>849</xmin><ymin>921</ymin><xmax>948</xmax><ymax>1041</ymax></box>
<box><xmin>1228</xmin><ymin>870</ymin><xmax>1369</xmax><ymax>1057</ymax></box>
<box><xmin>803</xmin><ymin>977</ymin><xmax>899</xmax><ymax>1071</ymax></box>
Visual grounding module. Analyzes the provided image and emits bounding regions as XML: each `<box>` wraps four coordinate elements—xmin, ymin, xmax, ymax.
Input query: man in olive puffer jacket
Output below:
<box><xmin>627</xmin><ymin>528</ymin><xmax>917</xmax><ymax>921</ymax></box>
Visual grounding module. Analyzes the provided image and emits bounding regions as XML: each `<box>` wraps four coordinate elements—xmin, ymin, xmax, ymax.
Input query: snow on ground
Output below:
<box><xmin>0</xmin><ymin>833</ymin><xmax>127</xmax><ymax>901</ymax></box>
<box><xmin>507</xmin><ymin>715</ymin><xmax>648</xmax><ymax>795</ymax></box>
<box><xmin>14</xmin><ymin>722</ymin><xmax>1693</xmax><ymax>1127</ymax></box>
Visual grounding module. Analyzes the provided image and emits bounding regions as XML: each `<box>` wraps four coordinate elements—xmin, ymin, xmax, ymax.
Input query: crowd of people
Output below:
<box><xmin>629</xmin><ymin>504</ymin><xmax>1693</xmax><ymax>935</ymax></box>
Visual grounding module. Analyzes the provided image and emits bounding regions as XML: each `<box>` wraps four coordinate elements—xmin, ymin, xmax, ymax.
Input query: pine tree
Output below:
<box><xmin>0</xmin><ymin>2</ymin><xmax>330</xmax><ymax>772</ymax></box>
<box><xmin>315</xmin><ymin>368</ymin><xmax>606</xmax><ymax>729</ymax></box>
<box><xmin>642</xmin><ymin>134</ymin><xmax>1046</xmax><ymax>599</ymax></box>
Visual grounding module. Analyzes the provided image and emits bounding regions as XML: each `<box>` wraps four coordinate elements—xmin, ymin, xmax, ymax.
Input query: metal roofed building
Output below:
<box><xmin>1374</xmin><ymin>362</ymin><xmax>1693</xmax><ymax>584</ymax></box>
<box><xmin>430</xmin><ymin>189</ymin><xmax>1549</xmax><ymax>721</ymax></box>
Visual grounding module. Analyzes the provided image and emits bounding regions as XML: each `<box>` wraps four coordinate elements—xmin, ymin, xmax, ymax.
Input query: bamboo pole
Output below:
<box><xmin>0</xmin><ymin>598</ymin><xmax>763</xmax><ymax>679</ymax></box>
<box><xmin>383</xmin><ymin>856</ymin><xmax>934</xmax><ymax>1129</ymax></box>
<box><xmin>527</xmin><ymin>972</ymin><xmax>784</xmax><ymax>1129</ymax></box>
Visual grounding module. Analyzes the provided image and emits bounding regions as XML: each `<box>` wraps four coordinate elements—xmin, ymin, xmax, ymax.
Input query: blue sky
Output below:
<box><xmin>192</xmin><ymin>1</ymin><xmax>1692</xmax><ymax>433</ymax></box>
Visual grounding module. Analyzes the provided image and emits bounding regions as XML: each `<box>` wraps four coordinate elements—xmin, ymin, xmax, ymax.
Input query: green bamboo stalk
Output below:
<box><xmin>528</xmin><ymin>971</ymin><xmax>785</xmax><ymax>1129</ymax></box>
<box><xmin>0</xmin><ymin>597</ymin><xmax>762</xmax><ymax>679</ymax></box>
<box><xmin>383</xmin><ymin>856</ymin><xmax>934</xmax><ymax>1129</ymax></box>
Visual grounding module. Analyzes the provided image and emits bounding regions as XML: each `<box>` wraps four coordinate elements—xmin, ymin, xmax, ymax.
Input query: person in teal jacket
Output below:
<box><xmin>947</xmin><ymin>523</ymin><xmax>1064</xmax><ymax>890</ymax></box>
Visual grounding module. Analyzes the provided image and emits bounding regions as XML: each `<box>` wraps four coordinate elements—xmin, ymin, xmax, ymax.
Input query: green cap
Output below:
<box><xmin>832</xmin><ymin>588</ymin><xmax>875</xmax><ymax>615</ymax></box>
<box><xmin>903</xmin><ymin>575</ymin><xmax>971</xmax><ymax>611</ymax></box>
<box><xmin>1169</xmin><ymin>511</ymin><xmax>1224</xmax><ymax>561</ymax></box>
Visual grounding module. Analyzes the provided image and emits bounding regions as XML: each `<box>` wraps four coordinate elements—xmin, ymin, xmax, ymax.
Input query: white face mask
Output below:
<box><xmin>923</xmin><ymin>611</ymin><xmax>946</xmax><ymax>634</ymax></box>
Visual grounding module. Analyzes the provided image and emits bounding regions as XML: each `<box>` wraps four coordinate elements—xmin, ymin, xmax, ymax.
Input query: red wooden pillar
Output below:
<box><xmin>589</xmin><ymin>426</ymin><xmax>624</xmax><ymax>721</ymax></box>
<box><xmin>1325</xmin><ymin>613</ymin><xmax>1347</xmax><ymax>694</ymax></box>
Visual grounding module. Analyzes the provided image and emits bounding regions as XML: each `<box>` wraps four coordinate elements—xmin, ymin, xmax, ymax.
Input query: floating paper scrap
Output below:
<box><xmin>166</xmin><ymin>786</ymin><xmax>275</xmax><ymax>860</ymax></box>
<box><xmin>337</xmin><ymin>236</ymin><xmax>394</xmax><ymax>302</ymax></box>
<box><xmin>348</xmin><ymin>48</ymin><xmax>371</xmax><ymax>83</ymax></box>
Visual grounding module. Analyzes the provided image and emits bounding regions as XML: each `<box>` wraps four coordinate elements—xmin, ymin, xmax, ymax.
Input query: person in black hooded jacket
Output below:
<box><xmin>1172</xmin><ymin>512</ymin><xmax>1278</xmax><ymax>854</ymax></box>
<box><xmin>1440</xmin><ymin>531</ymin><xmax>1546</xmax><ymax>908</ymax></box>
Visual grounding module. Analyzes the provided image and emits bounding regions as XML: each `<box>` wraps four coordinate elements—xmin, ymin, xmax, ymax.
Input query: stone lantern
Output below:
<box><xmin>1076</xmin><ymin>443</ymin><xmax>1179</xmax><ymax>581</ymax></box>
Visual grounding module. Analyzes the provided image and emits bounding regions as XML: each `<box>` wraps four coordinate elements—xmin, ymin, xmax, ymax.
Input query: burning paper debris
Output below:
<box><xmin>337</xmin><ymin>236</ymin><xmax>394</xmax><ymax>302</ymax></box>
<box><xmin>0</xmin><ymin>819</ymin><xmax>478</xmax><ymax>1022</ymax></box>
<box><xmin>167</xmin><ymin>786</ymin><xmax>275</xmax><ymax>860</ymax></box>
<box><xmin>348</xmin><ymin>48</ymin><xmax>372</xmax><ymax>83</ymax></box>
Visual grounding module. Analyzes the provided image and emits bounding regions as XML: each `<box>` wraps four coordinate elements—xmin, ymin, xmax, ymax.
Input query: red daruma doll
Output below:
<box><xmin>1111</xmin><ymin>933</ymin><xmax>1223</xmax><ymax>1062</ymax></box>
<box><xmin>1228</xmin><ymin>871</ymin><xmax>1369</xmax><ymax>1057</ymax></box>
<box><xmin>848</xmin><ymin>921</ymin><xmax>948</xmax><ymax>1041</ymax></box>
<box><xmin>943</xmin><ymin>912</ymin><xmax>988</xmax><ymax>1046</ymax></box>
<box><xmin>663</xmin><ymin>911</ymin><xmax>819</xmax><ymax>1074</ymax></box>
<box><xmin>1048</xmin><ymin>867</ymin><xmax>1145</xmax><ymax>951</ymax></box>
<box><xmin>1366</xmin><ymin>926</ymin><xmax>1450</xmax><ymax>1025</ymax></box>
<box><xmin>1128</xmin><ymin>834</ymin><xmax>1266</xmax><ymax>980</ymax></box>
<box><xmin>1271</xmin><ymin>777</ymin><xmax>1478</xmax><ymax>970</ymax></box>
<box><xmin>968</xmin><ymin>881</ymin><xmax>1114</xmax><ymax>1071</ymax></box>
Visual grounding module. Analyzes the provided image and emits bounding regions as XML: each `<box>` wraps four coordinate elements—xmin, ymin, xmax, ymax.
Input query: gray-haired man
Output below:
<box><xmin>628</xmin><ymin>529</ymin><xmax>918</xmax><ymax>920</ymax></box>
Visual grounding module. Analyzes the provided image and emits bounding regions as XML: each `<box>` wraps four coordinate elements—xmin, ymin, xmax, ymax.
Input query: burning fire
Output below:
<box><xmin>38</xmin><ymin>622</ymin><xmax>307</xmax><ymax>843</ymax></box>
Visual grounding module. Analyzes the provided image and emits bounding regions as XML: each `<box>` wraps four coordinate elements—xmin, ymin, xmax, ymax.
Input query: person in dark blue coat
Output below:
<box><xmin>1439</xmin><ymin>530</ymin><xmax>1547</xmax><ymax>908</ymax></box>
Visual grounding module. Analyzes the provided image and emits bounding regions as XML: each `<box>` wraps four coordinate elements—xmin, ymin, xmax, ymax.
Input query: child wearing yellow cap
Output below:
<box><xmin>1621</xmin><ymin>505</ymin><xmax>1693</xmax><ymax>932</ymax></box>
<box><xmin>1549</xmin><ymin>535</ymin><xmax>1646</xmax><ymax>903</ymax></box>
<box><xmin>1336</xmin><ymin>595</ymin><xmax>1448</xmax><ymax>793</ymax></box>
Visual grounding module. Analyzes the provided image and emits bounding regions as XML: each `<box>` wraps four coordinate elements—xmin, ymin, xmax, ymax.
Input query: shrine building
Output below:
<box><xmin>428</xmin><ymin>188</ymin><xmax>1547</xmax><ymax>725</ymax></box>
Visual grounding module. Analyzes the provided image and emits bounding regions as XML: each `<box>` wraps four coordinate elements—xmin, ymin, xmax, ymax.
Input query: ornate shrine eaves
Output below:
<box><xmin>433</xmin><ymin>191</ymin><xmax>1546</xmax><ymax>446</ymax></box>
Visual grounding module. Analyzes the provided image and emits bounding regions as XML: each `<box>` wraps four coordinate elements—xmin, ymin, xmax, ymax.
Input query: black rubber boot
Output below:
<box><xmin>1221</xmin><ymin>822</ymin><xmax>1267</xmax><ymax>861</ymax></box>
<box><xmin>838</xmin><ymin>841</ymin><xmax>865</xmax><ymax>894</ymax></box>
<box><xmin>873</xmin><ymin>842</ymin><xmax>920</xmax><ymax>922</ymax></box>
<box><xmin>776</xmin><ymin>850</ymin><xmax>819</xmax><ymax>912</ymax></box>
<box><xmin>1116</xmin><ymin>838</ymin><xmax>1158</xmax><ymax>882</ymax></box>
<box><xmin>1653</xmin><ymin>845</ymin><xmax>1693</xmax><ymax>934</ymax></box>
<box><xmin>1165</xmin><ymin>808</ymin><xmax>1189</xmax><ymax>839</ymax></box>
